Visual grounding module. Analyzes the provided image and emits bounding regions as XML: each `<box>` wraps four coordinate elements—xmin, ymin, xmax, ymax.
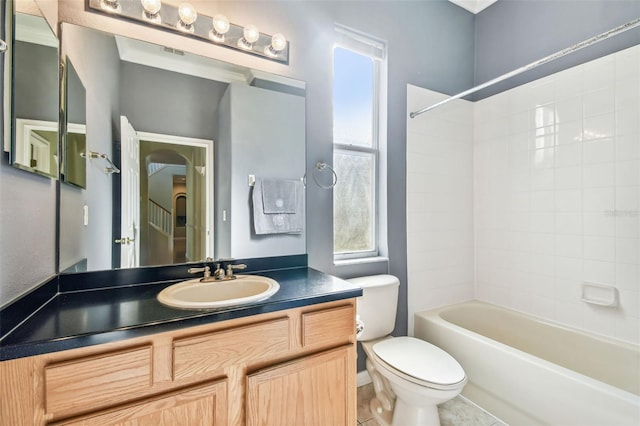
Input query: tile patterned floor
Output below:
<box><xmin>357</xmin><ymin>383</ymin><xmax>507</xmax><ymax>426</ymax></box>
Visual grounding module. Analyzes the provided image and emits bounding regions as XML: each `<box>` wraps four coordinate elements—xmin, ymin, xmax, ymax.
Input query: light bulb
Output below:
<box><xmin>212</xmin><ymin>14</ymin><xmax>230</xmax><ymax>34</ymax></box>
<box><xmin>243</xmin><ymin>25</ymin><xmax>260</xmax><ymax>43</ymax></box>
<box><xmin>141</xmin><ymin>0</ymin><xmax>161</xmax><ymax>23</ymax></box>
<box><xmin>177</xmin><ymin>3</ymin><xmax>197</xmax><ymax>32</ymax></box>
<box><xmin>265</xmin><ymin>33</ymin><xmax>286</xmax><ymax>56</ymax></box>
<box><xmin>209</xmin><ymin>14</ymin><xmax>230</xmax><ymax>42</ymax></box>
<box><xmin>238</xmin><ymin>24</ymin><xmax>259</xmax><ymax>49</ymax></box>
<box><xmin>270</xmin><ymin>33</ymin><xmax>286</xmax><ymax>51</ymax></box>
<box><xmin>141</xmin><ymin>0</ymin><xmax>161</xmax><ymax>14</ymax></box>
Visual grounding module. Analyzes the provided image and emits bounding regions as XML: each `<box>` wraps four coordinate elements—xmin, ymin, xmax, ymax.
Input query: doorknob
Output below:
<box><xmin>115</xmin><ymin>236</ymin><xmax>135</xmax><ymax>245</ymax></box>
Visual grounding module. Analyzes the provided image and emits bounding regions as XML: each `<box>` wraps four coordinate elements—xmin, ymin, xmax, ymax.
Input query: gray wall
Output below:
<box><xmin>66</xmin><ymin>61</ymin><xmax>86</xmax><ymax>125</ymax></box>
<box><xmin>13</xmin><ymin>41</ymin><xmax>58</xmax><ymax>123</ymax></box>
<box><xmin>0</xmin><ymin>162</ymin><xmax>56</xmax><ymax>306</ymax></box>
<box><xmin>59</xmin><ymin>24</ymin><xmax>120</xmax><ymax>272</ymax></box>
<box><xmin>474</xmin><ymin>0</ymin><xmax>640</xmax><ymax>99</ymax></box>
<box><xmin>216</xmin><ymin>88</ymin><xmax>232</xmax><ymax>259</ymax></box>
<box><xmin>223</xmin><ymin>83</ymin><xmax>306</xmax><ymax>259</ymax></box>
<box><xmin>119</xmin><ymin>61</ymin><xmax>228</xmax><ymax>140</ymax></box>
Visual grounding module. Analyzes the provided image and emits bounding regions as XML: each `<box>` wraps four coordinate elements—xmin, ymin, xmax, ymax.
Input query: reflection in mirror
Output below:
<box><xmin>59</xmin><ymin>23</ymin><xmax>306</xmax><ymax>274</ymax></box>
<box><xmin>14</xmin><ymin>118</ymin><xmax>57</xmax><ymax>174</ymax></box>
<box><xmin>63</xmin><ymin>58</ymin><xmax>87</xmax><ymax>188</ymax></box>
<box><xmin>10</xmin><ymin>12</ymin><xmax>58</xmax><ymax>178</ymax></box>
<box><xmin>1</xmin><ymin>0</ymin><xmax>11</xmax><ymax>152</ymax></box>
<box><xmin>123</xmin><ymin>128</ymin><xmax>212</xmax><ymax>269</ymax></box>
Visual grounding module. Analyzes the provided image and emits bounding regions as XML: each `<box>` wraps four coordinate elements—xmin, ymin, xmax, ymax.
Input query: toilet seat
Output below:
<box><xmin>372</xmin><ymin>336</ymin><xmax>466</xmax><ymax>390</ymax></box>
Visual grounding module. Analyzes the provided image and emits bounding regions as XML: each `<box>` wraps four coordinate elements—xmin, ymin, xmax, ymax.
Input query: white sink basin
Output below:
<box><xmin>157</xmin><ymin>275</ymin><xmax>280</xmax><ymax>309</ymax></box>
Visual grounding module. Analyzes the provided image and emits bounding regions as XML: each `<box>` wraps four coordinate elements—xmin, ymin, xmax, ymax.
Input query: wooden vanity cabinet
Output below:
<box><xmin>0</xmin><ymin>299</ymin><xmax>357</xmax><ymax>426</ymax></box>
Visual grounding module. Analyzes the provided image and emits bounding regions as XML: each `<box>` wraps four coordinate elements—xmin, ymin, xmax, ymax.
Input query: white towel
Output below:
<box><xmin>252</xmin><ymin>179</ymin><xmax>304</xmax><ymax>235</ymax></box>
<box><xmin>262</xmin><ymin>179</ymin><xmax>297</xmax><ymax>213</ymax></box>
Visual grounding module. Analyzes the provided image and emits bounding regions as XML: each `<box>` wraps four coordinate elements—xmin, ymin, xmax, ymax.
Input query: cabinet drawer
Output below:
<box><xmin>51</xmin><ymin>379</ymin><xmax>228</xmax><ymax>426</ymax></box>
<box><xmin>302</xmin><ymin>305</ymin><xmax>354</xmax><ymax>348</ymax></box>
<box><xmin>173</xmin><ymin>317</ymin><xmax>290</xmax><ymax>380</ymax></box>
<box><xmin>44</xmin><ymin>345</ymin><xmax>152</xmax><ymax>415</ymax></box>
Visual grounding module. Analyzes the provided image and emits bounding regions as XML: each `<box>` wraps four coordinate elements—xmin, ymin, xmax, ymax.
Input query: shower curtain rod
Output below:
<box><xmin>409</xmin><ymin>17</ymin><xmax>640</xmax><ymax>119</ymax></box>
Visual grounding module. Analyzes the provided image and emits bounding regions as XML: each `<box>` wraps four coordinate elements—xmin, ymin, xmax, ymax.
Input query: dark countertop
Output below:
<box><xmin>0</xmin><ymin>267</ymin><xmax>362</xmax><ymax>361</ymax></box>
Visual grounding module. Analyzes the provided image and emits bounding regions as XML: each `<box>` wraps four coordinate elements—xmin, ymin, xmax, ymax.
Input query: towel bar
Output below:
<box><xmin>302</xmin><ymin>161</ymin><xmax>337</xmax><ymax>189</ymax></box>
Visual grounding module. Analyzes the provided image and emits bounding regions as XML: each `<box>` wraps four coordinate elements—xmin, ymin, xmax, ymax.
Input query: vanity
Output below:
<box><xmin>0</xmin><ymin>262</ymin><xmax>362</xmax><ymax>425</ymax></box>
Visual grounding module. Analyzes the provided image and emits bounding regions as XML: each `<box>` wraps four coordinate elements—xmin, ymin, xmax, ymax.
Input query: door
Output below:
<box><xmin>119</xmin><ymin>115</ymin><xmax>140</xmax><ymax>268</ymax></box>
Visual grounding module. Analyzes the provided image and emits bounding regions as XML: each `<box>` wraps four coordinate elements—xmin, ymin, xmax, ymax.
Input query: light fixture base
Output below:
<box><xmin>141</xmin><ymin>10</ymin><xmax>161</xmax><ymax>24</ymax></box>
<box><xmin>100</xmin><ymin>0</ymin><xmax>122</xmax><ymax>13</ymax></box>
<box><xmin>209</xmin><ymin>29</ymin><xmax>225</xmax><ymax>43</ymax></box>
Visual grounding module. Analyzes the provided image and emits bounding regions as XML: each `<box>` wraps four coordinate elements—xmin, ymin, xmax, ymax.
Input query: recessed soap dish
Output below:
<box><xmin>581</xmin><ymin>282</ymin><xmax>619</xmax><ymax>307</ymax></box>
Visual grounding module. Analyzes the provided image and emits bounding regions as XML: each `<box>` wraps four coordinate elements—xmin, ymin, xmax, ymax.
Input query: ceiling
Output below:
<box><xmin>448</xmin><ymin>0</ymin><xmax>498</xmax><ymax>14</ymax></box>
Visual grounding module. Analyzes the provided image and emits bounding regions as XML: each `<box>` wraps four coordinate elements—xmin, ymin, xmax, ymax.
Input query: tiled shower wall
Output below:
<box><xmin>407</xmin><ymin>45</ymin><xmax>639</xmax><ymax>344</ymax></box>
<box><xmin>474</xmin><ymin>45</ymin><xmax>639</xmax><ymax>344</ymax></box>
<box><xmin>406</xmin><ymin>85</ymin><xmax>475</xmax><ymax>334</ymax></box>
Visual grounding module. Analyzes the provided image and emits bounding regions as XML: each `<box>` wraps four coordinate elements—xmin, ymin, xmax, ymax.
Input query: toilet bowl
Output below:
<box><xmin>362</xmin><ymin>336</ymin><xmax>467</xmax><ymax>426</ymax></box>
<box><xmin>348</xmin><ymin>275</ymin><xmax>467</xmax><ymax>426</ymax></box>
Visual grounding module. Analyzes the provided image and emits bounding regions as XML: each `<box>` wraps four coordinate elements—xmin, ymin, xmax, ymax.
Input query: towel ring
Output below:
<box><xmin>311</xmin><ymin>161</ymin><xmax>337</xmax><ymax>189</ymax></box>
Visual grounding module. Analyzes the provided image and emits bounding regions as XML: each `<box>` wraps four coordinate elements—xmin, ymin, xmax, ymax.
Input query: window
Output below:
<box><xmin>333</xmin><ymin>26</ymin><xmax>386</xmax><ymax>260</ymax></box>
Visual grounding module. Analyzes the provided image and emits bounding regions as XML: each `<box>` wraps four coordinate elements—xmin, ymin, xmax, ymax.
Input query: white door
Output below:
<box><xmin>119</xmin><ymin>116</ymin><xmax>140</xmax><ymax>268</ymax></box>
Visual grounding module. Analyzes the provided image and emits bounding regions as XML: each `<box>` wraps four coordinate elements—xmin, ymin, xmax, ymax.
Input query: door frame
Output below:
<box><xmin>137</xmin><ymin>131</ymin><xmax>215</xmax><ymax>261</ymax></box>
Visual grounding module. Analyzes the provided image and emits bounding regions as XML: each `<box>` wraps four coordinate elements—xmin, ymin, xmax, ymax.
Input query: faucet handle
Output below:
<box><xmin>187</xmin><ymin>265</ymin><xmax>211</xmax><ymax>281</ymax></box>
<box><xmin>226</xmin><ymin>263</ymin><xmax>247</xmax><ymax>279</ymax></box>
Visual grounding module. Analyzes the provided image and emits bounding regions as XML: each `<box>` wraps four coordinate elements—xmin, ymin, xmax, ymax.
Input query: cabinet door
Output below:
<box><xmin>45</xmin><ymin>346</ymin><xmax>153</xmax><ymax>416</ymax></box>
<box><xmin>246</xmin><ymin>345</ymin><xmax>355</xmax><ymax>426</ymax></box>
<box><xmin>53</xmin><ymin>380</ymin><xmax>227</xmax><ymax>426</ymax></box>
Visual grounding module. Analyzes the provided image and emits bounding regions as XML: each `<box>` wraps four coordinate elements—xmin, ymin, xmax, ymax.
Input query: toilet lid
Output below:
<box><xmin>372</xmin><ymin>336</ymin><xmax>465</xmax><ymax>386</ymax></box>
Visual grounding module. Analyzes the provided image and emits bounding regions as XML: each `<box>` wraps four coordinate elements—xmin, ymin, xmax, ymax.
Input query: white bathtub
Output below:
<box><xmin>414</xmin><ymin>301</ymin><xmax>640</xmax><ymax>426</ymax></box>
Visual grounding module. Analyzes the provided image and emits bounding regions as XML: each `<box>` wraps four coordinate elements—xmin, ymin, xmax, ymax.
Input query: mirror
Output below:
<box><xmin>59</xmin><ymin>23</ymin><xmax>306</xmax><ymax>274</ymax></box>
<box><xmin>1</xmin><ymin>0</ymin><xmax>11</xmax><ymax>152</ymax></box>
<box><xmin>10</xmin><ymin>11</ymin><xmax>59</xmax><ymax>178</ymax></box>
<box><xmin>62</xmin><ymin>58</ymin><xmax>87</xmax><ymax>188</ymax></box>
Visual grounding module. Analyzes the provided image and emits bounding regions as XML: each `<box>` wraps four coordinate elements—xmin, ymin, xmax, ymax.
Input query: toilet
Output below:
<box><xmin>349</xmin><ymin>275</ymin><xmax>467</xmax><ymax>426</ymax></box>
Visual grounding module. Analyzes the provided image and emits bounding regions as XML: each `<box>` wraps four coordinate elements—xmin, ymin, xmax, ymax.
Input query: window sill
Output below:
<box><xmin>334</xmin><ymin>256</ymin><xmax>389</xmax><ymax>267</ymax></box>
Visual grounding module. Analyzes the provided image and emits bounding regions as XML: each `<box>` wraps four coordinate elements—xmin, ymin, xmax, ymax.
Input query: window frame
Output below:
<box><xmin>332</xmin><ymin>26</ymin><xmax>385</xmax><ymax>261</ymax></box>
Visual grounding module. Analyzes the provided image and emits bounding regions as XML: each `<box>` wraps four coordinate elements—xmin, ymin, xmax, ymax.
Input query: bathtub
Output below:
<box><xmin>414</xmin><ymin>301</ymin><xmax>640</xmax><ymax>426</ymax></box>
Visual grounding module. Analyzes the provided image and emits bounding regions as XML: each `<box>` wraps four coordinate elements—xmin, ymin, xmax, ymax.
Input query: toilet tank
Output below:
<box><xmin>347</xmin><ymin>275</ymin><xmax>400</xmax><ymax>341</ymax></box>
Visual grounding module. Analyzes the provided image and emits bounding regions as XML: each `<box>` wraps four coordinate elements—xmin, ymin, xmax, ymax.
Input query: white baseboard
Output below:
<box><xmin>357</xmin><ymin>370</ymin><xmax>371</xmax><ymax>387</ymax></box>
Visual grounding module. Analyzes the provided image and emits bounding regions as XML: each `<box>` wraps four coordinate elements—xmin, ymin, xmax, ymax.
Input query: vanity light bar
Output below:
<box><xmin>87</xmin><ymin>0</ymin><xmax>290</xmax><ymax>64</ymax></box>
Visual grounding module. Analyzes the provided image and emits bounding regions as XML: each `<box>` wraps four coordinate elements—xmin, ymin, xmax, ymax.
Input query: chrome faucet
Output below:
<box><xmin>188</xmin><ymin>261</ymin><xmax>247</xmax><ymax>281</ymax></box>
